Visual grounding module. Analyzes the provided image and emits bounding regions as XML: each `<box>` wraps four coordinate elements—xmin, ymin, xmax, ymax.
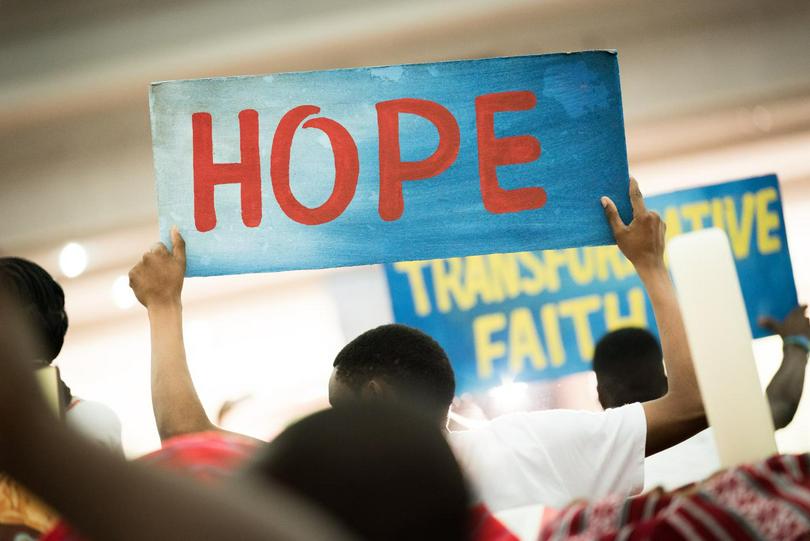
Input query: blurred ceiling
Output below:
<box><xmin>1</xmin><ymin>0</ymin><xmax>809</xmax><ymax>269</ymax></box>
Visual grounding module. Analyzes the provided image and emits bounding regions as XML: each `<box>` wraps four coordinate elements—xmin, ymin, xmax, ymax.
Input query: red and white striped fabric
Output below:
<box><xmin>537</xmin><ymin>453</ymin><xmax>810</xmax><ymax>540</ymax></box>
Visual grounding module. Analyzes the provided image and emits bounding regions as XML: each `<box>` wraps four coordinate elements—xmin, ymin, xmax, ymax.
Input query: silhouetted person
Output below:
<box><xmin>592</xmin><ymin>327</ymin><xmax>668</xmax><ymax>409</ymax></box>
<box><xmin>0</xmin><ymin>257</ymin><xmax>122</xmax><ymax>452</ymax></box>
<box><xmin>593</xmin><ymin>314</ymin><xmax>808</xmax><ymax>489</ymax></box>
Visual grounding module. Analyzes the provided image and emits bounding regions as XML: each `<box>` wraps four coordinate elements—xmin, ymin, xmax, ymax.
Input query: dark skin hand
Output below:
<box><xmin>603</xmin><ymin>178</ymin><xmax>707</xmax><ymax>456</ymax></box>
<box><xmin>129</xmin><ymin>228</ymin><xmax>216</xmax><ymax>441</ymax></box>
<box><xmin>129</xmin><ymin>228</ymin><xmax>262</xmax><ymax>442</ymax></box>
<box><xmin>0</xmin><ymin>293</ymin><xmax>352</xmax><ymax>541</ymax></box>
<box><xmin>760</xmin><ymin>304</ymin><xmax>810</xmax><ymax>429</ymax></box>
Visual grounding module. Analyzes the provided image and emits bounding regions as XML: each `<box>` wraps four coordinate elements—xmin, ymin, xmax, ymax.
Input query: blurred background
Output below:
<box><xmin>1</xmin><ymin>0</ymin><xmax>809</xmax><ymax>457</ymax></box>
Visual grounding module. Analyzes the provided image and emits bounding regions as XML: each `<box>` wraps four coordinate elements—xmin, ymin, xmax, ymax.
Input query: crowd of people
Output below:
<box><xmin>1</xmin><ymin>179</ymin><xmax>809</xmax><ymax>540</ymax></box>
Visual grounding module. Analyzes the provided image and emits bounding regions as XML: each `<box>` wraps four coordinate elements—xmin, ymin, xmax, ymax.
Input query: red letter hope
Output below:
<box><xmin>476</xmin><ymin>91</ymin><xmax>546</xmax><ymax>213</ymax></box>
<box><xmin>192</xmin><ymin>110</ymin><xmax>262</xmax><ymax>232</ymax></box>
<box><xmin>376</xmin><ymin>98</ymin><xmax>460</xmax><ymax>221</ymax></box>
<box><xmin>271</xmin><ymin>106</ymin><xmax>359</xmax><ymax>225</ymax></box>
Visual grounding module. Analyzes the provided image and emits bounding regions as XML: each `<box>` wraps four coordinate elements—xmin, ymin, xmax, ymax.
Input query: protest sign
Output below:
<box><xmin>149</xmin><ymin>51</ymin><xmax>630</xmax><ymax>275</ymax></box>
<box><xmin>385</xmin><ymin>175</ymin><xmax>798</xmax><ymax>394</ymax></box>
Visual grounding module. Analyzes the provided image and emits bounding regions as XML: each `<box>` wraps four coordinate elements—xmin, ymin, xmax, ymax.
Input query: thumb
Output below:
<box><xmin>601</xmin><ymin>196</ymin><xmax>625</xmax><ymax>236</ymax></box>
<box><xmin>758</xmin><ymin>316</ymin><xmax>780</xmax><ymax>334</ymax></box>
<box><xmin>171</xmin><ymin>226</ymin><xmax>186</xmax><ymax>262</ymax></box>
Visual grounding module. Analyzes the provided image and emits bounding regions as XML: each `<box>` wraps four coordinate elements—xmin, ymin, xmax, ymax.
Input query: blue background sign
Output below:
<box><xmin>385</xmin><ymin>175</ymin><xmax>798</xmax><ymax>395</ymax></box>
<box><xmin>150</xmin><ymin>51</ymin><xmax>630</xmax><ymax>276</ymax></box>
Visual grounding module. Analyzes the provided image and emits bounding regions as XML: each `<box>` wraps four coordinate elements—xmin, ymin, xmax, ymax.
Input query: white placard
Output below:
<box><xmin>667</xmin><ymin>228</ymin><xmax>777</xmax><ymax>468</ymax></box>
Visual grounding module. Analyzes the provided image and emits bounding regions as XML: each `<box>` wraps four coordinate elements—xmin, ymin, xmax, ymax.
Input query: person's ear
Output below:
<box><xmin>362</xmin><ymin>379</ymin><xmax>391</xmax><ymax>399</ymax></box>
<box><xmin>595</xmin><ymin>382</ymin><xmax>609</xmax><ymax>410</ymax></box>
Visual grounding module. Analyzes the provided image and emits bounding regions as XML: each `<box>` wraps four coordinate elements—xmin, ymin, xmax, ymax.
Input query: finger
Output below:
<box><xmin>601</xmin><ymin>196</ymin><xmax>625</xmax><ymax>235</ymax></box>
<box><xmin>629</xmin><ymin>176</ymin><xmax>647</xmax><ymax>216</ymax></box>
<box><xmin>150</xmin><ymin>242</ymin><xmax>168</xmax><ymax>255</ymax></box>
<box><xmin>171</xmin><ymin>226</ymin><xmax>186</xmax><ymax>262</ymax></box>
<box><xmin>758</xmin><ymin>316</ymin><xmax>779</xmax><ymax>333</ymax></box>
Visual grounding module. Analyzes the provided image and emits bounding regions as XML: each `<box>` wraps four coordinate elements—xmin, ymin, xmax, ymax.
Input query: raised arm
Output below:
<box><xmin>0</xmin><ymin>294</ymin><xmax>349</xmax><ymax>541</ymax></box>
<box><xmin>760</xmin><ymin>304</ymin><xmax>809</xmax><ymax>429</ymax></box>
<box><xmin>129</xmin><ymin>227</ymin><xmax>216</xmax><ymax>441</ymax></box>
<box><xmin>602</xmin><ymin>178</ymin><xmax>706</xmax><ymax>456</ymax></box>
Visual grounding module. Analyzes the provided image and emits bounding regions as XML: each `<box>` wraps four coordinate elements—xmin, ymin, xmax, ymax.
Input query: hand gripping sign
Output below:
<box><xmin>149</xmin><ymin>51</ymin><xmax>631</xmax><ymax>276</ymax></box>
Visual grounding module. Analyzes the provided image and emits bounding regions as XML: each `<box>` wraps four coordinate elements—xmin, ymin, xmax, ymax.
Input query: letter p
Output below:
<box><xmin>376</xmin><ymin>99</ymin><xmax>460</xmax><ymax>221</ymax></box>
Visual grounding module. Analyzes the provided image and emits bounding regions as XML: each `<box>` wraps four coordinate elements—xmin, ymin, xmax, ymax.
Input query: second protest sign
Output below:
<box><xmin>385</xmin><ymin>175</ymin><xmax>798</xmax><ymax>394</ymax></box>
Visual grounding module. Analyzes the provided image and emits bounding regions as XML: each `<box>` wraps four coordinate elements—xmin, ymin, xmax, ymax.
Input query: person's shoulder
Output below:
<box><xmin>451</xmin><ymin>403</ymin><xmax>646</xmax><ymax>450</ymax></box>
<box><xmin>601</xmin><ymin>402</ymin><xmax>646</xmax><ymax>420</ymax></box>
<box><xmin>67</xmin><ymin>398</ymin><xmax>121</xmax><ymax>427</ymax></box>
<box><xmin>65</xmin><ymin>398</ymin><xmax>123</xmax><ymax>453</ymax></box>
<box><xmin>497</xmin><ymin>402</ymin><xmax>643</xmax><ymax>428</ymax></box>
<box><xmin>138</xmin><ymin>431</ymin><xmax>260</xmax><ymax>482</ymax></box>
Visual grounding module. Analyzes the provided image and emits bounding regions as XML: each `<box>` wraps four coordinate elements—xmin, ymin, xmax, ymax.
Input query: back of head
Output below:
<box><xmin>251</xmin><ymin>403</ymin><xmax>470</xmax><ymax>541</ymax></box>
<box><xmin>0</xmin><ymin>257</ymin><xmax>68</xmax><ymax>363</ymax></box>
<box><xmin>592</xmin><ymin>327</ymin><xmax>667</xmax><ymax>409</ymax></box>
<box><xmin>331</xmin><ymin>324</ymin><xmax>455</xmax><ymax>423</ymax></box>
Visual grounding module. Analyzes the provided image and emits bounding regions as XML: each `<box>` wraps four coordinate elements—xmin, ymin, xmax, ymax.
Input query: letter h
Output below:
<box><xmin>192</xmin><ymin>110</ymin><xmax>262</xmax><ymax>232</ymax></box>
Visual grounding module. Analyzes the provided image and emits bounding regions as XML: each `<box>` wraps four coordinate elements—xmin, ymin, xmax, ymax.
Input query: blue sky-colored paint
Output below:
<box><xmin>150</xmin><ymin>51</ymin><xmax>630</xmax><ymax>276</ymax></box>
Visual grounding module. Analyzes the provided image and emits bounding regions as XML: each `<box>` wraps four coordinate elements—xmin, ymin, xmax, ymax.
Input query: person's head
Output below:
<box><xmin>250</xmin><ymin>403</ymin><xmax>470</xmax><ymax>541</ymax></box>
<box><xmin>592</xmin><ymin>327</ymin><xmax>668</xmax><ymax>409</ymax></box>
<box><xmin>0</xmin><ymin>257</ymin><xmax>68</xmax><ymax>364</ymax></box>
<box><xmin>328</xmin><ymin>324</ymin><xmax>455</xmax><ymax>425</ymax></box>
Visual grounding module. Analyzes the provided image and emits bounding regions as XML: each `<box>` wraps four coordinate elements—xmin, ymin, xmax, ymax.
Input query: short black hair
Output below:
<box><xmin>0</xmin><ymin>257</ymin><xmax>68</xmax><ymax>363</ymax></box>
<box><xmin>332</xmin><ymin>324</ymin><xmax>455</xmax><ymax>421</ymax></box>
<box><xmin>251</xmin><ymin>403</ymin><xmax>470</xmax><ymax>541</ymax></box>
<box><xmin>592</xmin><ymin>327</ymin><xmax>668</xmax><ymax>409</ymax></box>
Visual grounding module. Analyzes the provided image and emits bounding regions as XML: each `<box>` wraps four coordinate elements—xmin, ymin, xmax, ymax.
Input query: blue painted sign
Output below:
<box><xmin>385</xmin><ymin>175</ymin><xmax>798</xmax><ymax>394</ymax></box>
<box><xmin>149</xmin><ymin>51</ymin><xmax>630</xmax><ymax>276</ymax></box>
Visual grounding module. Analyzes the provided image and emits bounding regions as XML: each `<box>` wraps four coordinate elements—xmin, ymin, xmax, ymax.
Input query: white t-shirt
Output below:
<box><xmin>66</xmin><ymin>398</ymin><xmax>124</xmax><ymax>455</ymax></box>
<box><xmin>643</xmin><ymin>428</ymin><xmax>720</xmax><ymax>491</ymax></box>
<box><xmin>447</xmin><ymin>402</ymin><xmax>646</xmax><ymax>511</ymax></box>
